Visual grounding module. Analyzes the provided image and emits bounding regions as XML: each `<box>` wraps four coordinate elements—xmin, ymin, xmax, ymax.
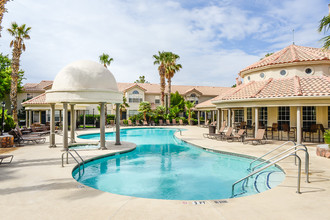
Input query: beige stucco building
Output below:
<box><xmin>196</xmin><ymin>44</ymin><xmax>330</xmax><ymax>144</ymax></box>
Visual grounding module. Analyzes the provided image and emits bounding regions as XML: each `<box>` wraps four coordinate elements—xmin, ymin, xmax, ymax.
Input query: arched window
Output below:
<box><xmin>132</xmin><ymin>90</ymin><xmax>139</xmax><ymax>94</ymax></box>
<box><xmin>190</xmin><ymin>93</ymin><xmax>196</xmax><ymax>97</ymax></box>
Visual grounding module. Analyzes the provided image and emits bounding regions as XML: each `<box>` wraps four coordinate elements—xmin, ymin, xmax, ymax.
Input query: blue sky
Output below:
<box><xmin>0</xmin><ymin>0</ymin><xmax>329</xmax><ymax>87</ymax></box>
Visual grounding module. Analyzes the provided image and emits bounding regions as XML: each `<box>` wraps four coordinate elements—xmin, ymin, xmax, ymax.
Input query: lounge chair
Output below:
<box><xmin>136</xmin><ymin>120</ymin><xmax>141</xmax><ymax>126</ymax></box>
<box><xmin>159</xmin><ymin>119</ymin><xmax>164</xmax><ymax>126</ymax></box>
<box><xmin>166</xmin><ymin>120</ymin><xmax>171</xmax><ymax>126</ymax></box>
<box><xmin>128</xmin><ymin>120</ymin><xmax>133</xmax><ymax>126</ymax></box>
<box><xmin>219</xmin><ymin>127</ymin><xmax>234</xmax><ymax>141</ymax></box>
<box><xmin>205</xmin><ymin>125</ymin><xmax>225</xmax><ymax>139</ymax></box>
<box><xmin>120</xmin><ymin>120</ymin><xmax>124</xmax><ymax>126</ymax></box>
<box><xmin>226</xmin><ymin>129</ymin><xmax>245</xmax><ymax>142</ymax></box>
<box><xmin>13</xmin><ymin>129</ymin><xmax>46</xmax><ymax>145</ymax></box>
<box><xmin>172</xmin><ymin>119</ymin><xmax>177</xmax><ymax>125</ymax></box>
<box><xmin>0</xmin><ymin>155</ymin><xmax>13</xmax><ymax>165</ymax></box>
<box><xmin>29</xmin><ymin>125</ymin><xmax>50</xmax><ymax>136</ymax></box>
<box><xmin>143</xmin><ymin>120</ymin><xmax>148</xmax><ymax>126</ymax></box>
<box><xmin>179</xmin><ymin>119</ymin><xmax>184</xmax><ymax>125</ymax></box>
<box><xmin>109</xmin><ymin>120</ymin><xmax>115</xmax><ymax>127</ymax></box>
<box><xmin>202</xmin><ymin>120</ymin><xmax>209</xmax><ymax>128</ymax></box>
<box><xmin>243</xmin><ymin>129</ymin><xmax>266</xmax><ymax>145</ymax></box>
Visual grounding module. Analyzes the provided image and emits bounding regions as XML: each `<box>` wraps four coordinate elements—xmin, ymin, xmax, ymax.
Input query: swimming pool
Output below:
<box><xmin>75</xmin><ymin>128</ymin><xmax>285</xmax><ymax>200</ymax></box>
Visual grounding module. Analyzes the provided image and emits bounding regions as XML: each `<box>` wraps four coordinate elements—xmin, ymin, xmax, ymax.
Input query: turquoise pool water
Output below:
<box><xmin>74</xmin><ymin>128</ymin><xmax>285</xmax><ymax>200</ymax></box>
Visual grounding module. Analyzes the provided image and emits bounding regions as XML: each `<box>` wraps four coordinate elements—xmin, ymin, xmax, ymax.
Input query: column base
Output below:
<box><xmin>115</xmin><ymin>142</ymin><xmax>121</xmax><ymax>145</ymax></box>
<box><xmin>99</xmin><ymin>146</ymin><xmax>107</xmax><ymax>150</ymax></box>
<box><xmin>49</xmin><ymin>145</ymin><xmax>57</xmax><ymax>148</ymax></box>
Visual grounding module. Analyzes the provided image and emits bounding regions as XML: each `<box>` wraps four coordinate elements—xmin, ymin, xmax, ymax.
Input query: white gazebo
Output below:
<box><xmin>45</xmin><ymin>60</ymin><xmax>123</xmax><ymax>150</ymax></box>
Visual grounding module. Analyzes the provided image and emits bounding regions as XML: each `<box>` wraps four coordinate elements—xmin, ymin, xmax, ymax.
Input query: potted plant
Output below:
<box><xmin>324</xmin><ymin>130</ymin><xmax>330</xmax><ymax>147</ymax></box>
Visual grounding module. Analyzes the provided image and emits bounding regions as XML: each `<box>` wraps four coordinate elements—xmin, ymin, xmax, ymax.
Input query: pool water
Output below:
<box><xmin>74</xmin><ymin>128</ymin><xmax>285</xmax><ymax>200</ymax></box>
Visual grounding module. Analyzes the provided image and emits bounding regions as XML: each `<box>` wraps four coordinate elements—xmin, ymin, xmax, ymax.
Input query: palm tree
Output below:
<box><xmin>8</xmin><ymin>22</ymin><xmax>31</xmax><ymax>123</ymax></box>
<box><xmin>165</xmin><ymin>52</ymin><xmax>182</xmax><ymax>112</ymax></box>
<box><xmin>319</xmin><ymin>14</ymin><xmax>330</xmax><ymax>49</ymax></box>
<box><xmin>99</xmin><ymin>53</ymin><xmax>114</xmax><ymax>68</ymax></box>
<box><xmin>98</xmin><ymin>53</ymin><xmax>114</xmax><ymax>124</ymax></box>
<box><xmin>185</xmin><ymin>101</ymin><xmax>194</xmax><ymax>125</ymax></box>
<box><xmin>138</xmin><ymin>101</ymin><xmax>151</xmax><ymax>121</ymax></box>
<box><xmin>153</xmin><ymin>51</ymin><xmax>167</xmax><ymax>106</ymax></box>
<box><xmin>120</xmin><ymin>96</ymin><xmax>129</xmax><ymax>119</ymax></box>
<box><xmin>0</xmin><ymin>0</ymin><xmax>10</xmax><ymax>37</ymax></box>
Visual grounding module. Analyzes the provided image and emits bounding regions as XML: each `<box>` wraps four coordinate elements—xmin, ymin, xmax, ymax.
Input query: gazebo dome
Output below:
<box><xmin>46</xmin><ymin>60</ymin><xmax>122</xmax><ymax>104</ymax></box>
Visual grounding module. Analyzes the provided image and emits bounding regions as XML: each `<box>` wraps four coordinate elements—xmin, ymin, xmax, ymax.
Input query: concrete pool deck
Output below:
<box><xmin>1</xmin><ymin>126</ymin><xmax>330</xmax><ymax>220</ymax></box>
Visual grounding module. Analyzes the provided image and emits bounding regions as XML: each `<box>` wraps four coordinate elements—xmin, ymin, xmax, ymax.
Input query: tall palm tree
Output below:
<box><xmin>138</xmin><ymin>101</ymin><xmax>151</xmax><ymax>121</ymax></box>
<box><xmin>319</xmin><ymin>14</ymin><xmax>330</xmax><ymax>49</ymax></box>
<box><xmin>165</xmin><ymin>52</ymin><xmax>182</xmax><ymax>112</ymax></box>
<box><xmin>153</xmin><ymin>51</ymin><xmax>168</xmax><ymax>106</ymax></box>
<box><xmin>99</xmin><ymin>53</ymin><xmax>114</xmax><ymax>68</ymax></box>
<box><xmin>120</xmin><ymin>96</ymin><xmax>129</xmax><ymax>119</ymax></box>
<box><xmin>0</xmin><ymin>0</ymin><xmax>10</xmax><ymax>37</ymax></box>
<box><xmin>98</xmin><ymin>53</ymin><xmax>114</xmax><ymax>124</ymax></box>
<box><xmin>8</xmin><ymin>22</ymin><xmax>31</xmax><ymax>123</ymax></box>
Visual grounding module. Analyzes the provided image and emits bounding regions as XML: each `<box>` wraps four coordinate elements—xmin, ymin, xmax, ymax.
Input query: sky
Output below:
<box><xmin>0</xmin><ymin>0</ymin><xmax>329</xmax><ymax>87</ymax></box>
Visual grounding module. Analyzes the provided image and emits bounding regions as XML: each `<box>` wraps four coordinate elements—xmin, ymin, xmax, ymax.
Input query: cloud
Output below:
<box><xmin>0</xmin><ymin>0</ymin><xmax>328</xmax><ymax>87</ymax></box>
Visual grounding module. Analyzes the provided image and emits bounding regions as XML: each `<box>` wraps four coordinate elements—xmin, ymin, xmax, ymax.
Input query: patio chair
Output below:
<box><xmin>226</xmin><ymin>129</ymin><xmax>245</xmax><ymax>142</ymax></box>
<box><xmin>13</xmin><ymin>129</ymin><xmax>46</xmax><ymax>145</ymax></box>
<box><xmin>128</xmin><ymin>120</ymin><xmax>133</xmax><ymax>126</ymax></box>
<box><xmin>109</xmin><ymin>120</ymin><xmax>115</xmax><ymax>127</ymax></box>
<box><xmin>159</xmin><ymin>119</ymin><xmax>164</xmax><ymax>126</ymax></box>
<box><xmin>243</xmin><ymin>129</ymin><xmax>266</xmax><ymax>145</ymax></box>
<box><xmin>267</xmin><ymin>123</ymin><xmax>279</xmax><ymax>140</ymax></box>
<box><xmin>216</xmin><ymin>127</ymin><xmax>233</xmax><ymax>141</ymax></box>
<box><xmin>30</xmin><ymin>125</ymin><xmax>50</xmax><ymax>136</ymax></box>
<box><xmin>172</xmin><ymin>119</ymin><xmax>177</xmax><ymax>125</ymax></box>
<box><xmin>166</xmin><ymin>119</ymin><xmax>171</xmax><ymax>126</ymax></box>
<box><xmin>136</xmin><ymin>120</ymin><xmax>141</xmax><ymax>126</ymax></box>
<box><xmin>281</xmin><ymin>124</ymin><xmax>295</xmax><ymax>141</ymax></box>
<box><xmin>120</xmin><ymin>120</ymin><xmax>124</xmax><ymax>126</ymax></box>
<box><xmin>202</xmin><ymin>120</ymin><xmax>209</xmax><ymax>128</ymax></box>
<box><xmin>0</xmin><ymin>155</ymin><xmax>14</xmax><ymax>165</ymax></box>
<box><xmin>143</xmin><ymin>120</ymin><xmax>148</xmax><ymax>126</ymax></box>
<box><xmin>207</xmin><ymin>125</ymin><xmax>225</xmax><ymax>139</ymax></box>
<box><xmin>179</xmin><ymin>119</ymin><xmax>184</xmax><ymax>125</ymax></box>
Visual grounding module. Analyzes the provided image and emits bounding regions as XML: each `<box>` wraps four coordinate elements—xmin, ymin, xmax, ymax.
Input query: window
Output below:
<box><xmin>259</xmin><ymin>107</ymin><xmax>268</xmax><ymax>128</ymax></box>
<box><xmin>260</xmin><ymin>72</ymin><xmax>265</xmax><ymax>78</ymax></box>
<box><xmin>129</xmin><ymin>98</ymin><xmax>143</xmax><ymax>103</ymax></box>
<box><xmin>155</xmin><ymin>96</ymin><xmax>160</xmax><ymax>104</ymax></box>
<box><xmin>190</xmin><ymin>93</ymin><xmax>196</xmax><ymax>97</ymax></box>
<box><xmin>187</xmin><ymin>93</ymin><xmax>198</xmax><ymax>104</ymax></box>
<box><xmin>128</xmin><ymin>90</ymin><xmax>143</xmax><ymax>103</ymax></box>
<box><xmin>132</xmin><ymin>90</ymin><xmax>139</xmax><ymax>94</ymax></box>
<box><xmin>128</xmin><ymin>110</ymin><xmax>138</xmax><ymax>117</ymax></box>
<box><xmin>234</xmin><ymin>110</ymin><xmax>244</xmax><ymax>123</ymax></box>
<box><xmin>247</xmin><ymin>108</ymin><xmax>252</xmax><ymax>127</ymax></box>
<box><xmin>305</xmin><ymin>67</ymin><xmax>314</xmax><ymax>75</ymax></box>
<box><xmin>278</xmin><ymin>106</ymin><xmax>290</xmax><ymax>130</ymax></box>
<box><xmin>27</xmin><ymin>93</ymin><xmax>33</xmax><ymax>99</ymax></box>
<box><xmin>303</xmin><ymin>106</ymin><xmax>316</xmax><ymax>131</ymax></box>
<box><xmin>247</xmin><ymin>76</ymin><xmax>251</xmax><ymax>81</ymax></box>
<box><xmin>280</xmin><ymin>70</ymin><xmax>287</xmax><ymax>76</ymax></box>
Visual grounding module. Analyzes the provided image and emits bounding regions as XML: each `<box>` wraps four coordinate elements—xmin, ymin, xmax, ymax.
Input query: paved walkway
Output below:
<box><xmin>1</xmin><ymin>126</ymin><xmax>330</xmax><ymax>220</ymax></box>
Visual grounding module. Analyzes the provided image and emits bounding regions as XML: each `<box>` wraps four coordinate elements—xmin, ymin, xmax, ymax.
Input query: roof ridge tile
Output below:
<box><xmin>251</xmin><ymin>78</ymin><xmax>273</xmax><ymax>98</ymax></box>
<box><xmin>294</xmin><ymin>76</ymin><xmax>303</xmax><ymax>96</ymax></box>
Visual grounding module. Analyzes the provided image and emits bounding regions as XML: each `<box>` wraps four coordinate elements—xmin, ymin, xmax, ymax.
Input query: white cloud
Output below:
<box><xmin>0</xmin><ymin>0</ymin><xmax>328</xmax><ymax>87</ymax></box>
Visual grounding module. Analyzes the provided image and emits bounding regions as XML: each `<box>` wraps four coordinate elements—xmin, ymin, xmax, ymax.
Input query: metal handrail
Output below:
<box><xmin>176</xmin><ymin>128</ymin><xmax>182</xmax><ymax>136</ymax></box>
<box><xmin>251</xmin><ymin>144</ymin><xmax>307</xmax><ymax>171</ymax></box>
<box><xmin>232</xmin><ymin>148</ymin><xmax>309</xmax><ymax>198</ymax></box>
<box><xmin>61</xmin><ymin>149</ymin><xmax>85</xmax><ymax>178</ymax></box>
<box><xmin>248</xmin><ymin>141</ymin><xmax>296</xmax><ymax>170</ymax></box>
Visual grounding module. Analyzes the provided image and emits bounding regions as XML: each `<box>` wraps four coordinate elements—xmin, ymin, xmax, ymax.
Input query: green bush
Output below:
<box><xmin>324</xmin><ymin>130</ymin><xmax>330</xmax><ymax>145</ymax></box>
<box><xmin>0</xmin><ymin>109</ymin><xmax>16</xmax><ymax>132</ymax></box>
<box><xmin>79</xmin><ymin>114</ymin><xmax>115</xmax><ymax>125</ymax></box>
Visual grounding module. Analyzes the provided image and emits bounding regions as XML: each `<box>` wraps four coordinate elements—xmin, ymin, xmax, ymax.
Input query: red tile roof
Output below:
<box><xmin>22</xmin><ymin>93</ymin><xmax>47</xmax><ymax>105</ymax></box>
<box><xmin>212</xmin><ymin>76</ymin><xmax>330</xmax><ymax>103</ymax></box>
<box><xmin>23</xmin><ymin>80</ymin><xmax>53</xmax><ymax>92</ymax></box>
<box><xmin>240</xmin><ymin>45</ymin><xmax>330</xmax><ymax>76</ymax></box>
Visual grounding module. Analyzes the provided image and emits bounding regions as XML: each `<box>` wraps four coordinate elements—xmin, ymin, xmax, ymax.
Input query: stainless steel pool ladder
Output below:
<box><xmin>61</xmin><ymin>149</ymin><xmax>85</xmax><ymax>178</ymax></box>
<box><xmin>231</xmin><ymin>147</ymin><xmax>310</xmax><ymax>198</ymax></box>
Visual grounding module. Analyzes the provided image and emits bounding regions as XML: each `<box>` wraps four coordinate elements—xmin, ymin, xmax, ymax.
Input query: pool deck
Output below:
<box><xmin>1</xmin><ymin>126</ymin><xmax>330</xmax><ymax>220</ymax></box>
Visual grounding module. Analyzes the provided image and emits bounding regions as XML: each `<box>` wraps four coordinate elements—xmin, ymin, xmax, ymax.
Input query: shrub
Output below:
<box><xmin>0</xmin><ymin>109</ymin><xmax>16</xmax><ymax>132</ymax></box>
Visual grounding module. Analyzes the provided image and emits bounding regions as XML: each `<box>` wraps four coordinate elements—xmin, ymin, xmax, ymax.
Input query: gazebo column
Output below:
<box><xmin>59</xmin><ymin>110</ymin><xmax>62</xmax><ymax>123</ymax></box>
<box><xmin>49</xmin><ymin>103</ymin><xmax>56</xmax><ymax>148</ymax></box>
<box><xmin>216</xmin><ymin>109</ymin><xmax>220</xmax><ymax>131</ymax></box>
<box><xmin>197</xmin><ymin>111</ymin><xmax>200</xmax><ymax>126</ymax></box>
<box><xmin>25</xmin><ymin>110</ymin><xmax>29</xmax><ymax>127</ymax></box>
<box><xmin>205</xmin><ymin>111</ymin><xmax>207</xmax><ymax>123</ymax></box>
<box><xmin>28</xmin><ymin>110</ymin><xmax>32</xmax><ymax>127</ymax></box>
<box><xmin>62</xmin><ymin>103</ymin><xmax>69</xmax><ymax>151</ymax></box>
<box><xmin>115</xmin><ymin>103</ymin><xmax>121</xmax><ymax>145</ymax></box>
<box><xmin>70</xmin><ymin>104</ymin><xmax>76</xmax><ymax>143</ymax></box>
<box><xmin>83</xmin><ymin>110</ymin><xmax>86</xmax><ymax>129</ymax></box>
<box><xmin>255</xmin><ymin>107</ymin><xmax>259</xmax><ymax>138</ymax></box>
<box><xmin>39</xmin><ymin>111</ymin><xmax>42</xmax><ymax>123</ymax></box>
<box><xmin>221</xmin><ymin>109</ymin><xmax>224</xmax><ymax>127</ymax></box>
<box><xmin>100</xmin><ymin>102</ymin><xmax>106</xmax><ymax>149</ymax></box>
<box><xmin>212</xmin><ymin>110</ymin><xmax>215</xmax><ymax>122</ymax></box>
<box><xmin>297</xmin><ymin>106</ymin><xmax>302</xmax><ymax>144</ymax></box>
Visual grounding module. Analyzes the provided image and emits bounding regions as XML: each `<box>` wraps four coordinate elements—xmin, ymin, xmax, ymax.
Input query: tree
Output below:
<box><xmin>0</xmin><ymin>53</ymin><xmax>24</xmax><ymax>99</ymax></box>
<box><xmin>154</xmin><ymin>105</ymin><xmax>166</xmax><ymax>119</ymax></box>
<box><xmin>120</xmin><ymin>96</ymin><xmax>129</xmax><ymax>119</ymax></box>
<box><xmin>260</xmin><ymin>52</ymin><xmax>274</xmax><ymax>60</ymax></box>
<box><xmin>185</xmin><ymin>101</ymin><xmax>194</xmax><ymax>125</ymax></box>
<box><xmin>7</xmin><ymin>22</ymin><xmax>31</xmax><ymax>123</ymax></box>
<box><xmin>134</xmin><ymin>75</ymin><xmax>149</xmax><ymax>83</ymax></box>
<box><xmin>170</xmin><ymin>91</ymin><xmax>185</xmax><ymax>110</ymax></box>
<box><xmin>99</xmin><ymin>53</ymin><xmax>114</xmax><ymax>68</ymax></box>
<box><xmin>165</xmin><ymin>52</ymin><xmax>182</xmax><ymax>112</ymax></box>
<box><xmin>318</xmin><ymin>13</ymin><xmax>330</xmax><ymax>49</ymax></box>
<box><xmin>0</xmin><ymin>0</ymin><xmax>11</xmax><ymax>37</ymax></box>
<box><xmin>138</xmin><ymin>101</ymin><xmax>151</xmax><ymax>121</ymax></box>
<box><xmin>153</xmin><ymin>51</ymin><xmax>167</xmax><ymax>106</ymax></box>
<box><xmin>98</xmin><ymin>53</ymin><xmax>114</xmax><ymax>124</ymax></box>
